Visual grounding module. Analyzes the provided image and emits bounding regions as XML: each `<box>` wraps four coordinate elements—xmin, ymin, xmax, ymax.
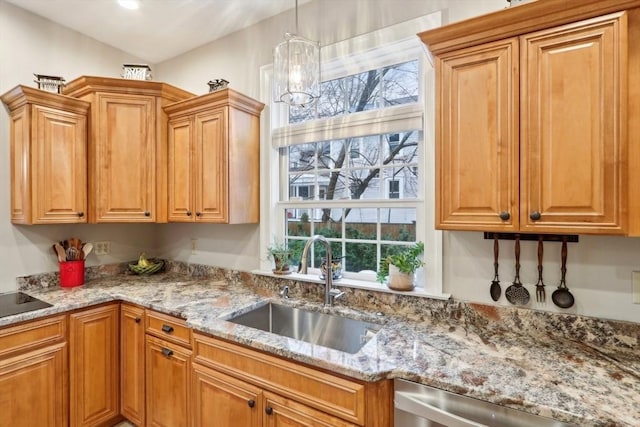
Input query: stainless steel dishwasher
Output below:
<box><xmin>394</xmin><ymin>379</ymin><xmax>576</xmax><ymax>427</ymax></box>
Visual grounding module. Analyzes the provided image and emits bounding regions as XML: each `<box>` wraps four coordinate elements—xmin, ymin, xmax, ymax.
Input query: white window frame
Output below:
<box><xmin>258</xmin><ymin>12</ymin><xmax>446</xmax><ymax>298</ymax></box>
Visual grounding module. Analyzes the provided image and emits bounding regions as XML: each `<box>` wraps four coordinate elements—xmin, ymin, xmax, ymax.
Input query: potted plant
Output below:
<box><xmin>376</xmin><ymin>242</ymin><xmax>424</xmax><ymax>291</ymax></box>
<box><xmin>267</xmin><ymin>240</ymin><xmax>291</xmax><ymax>275</ymax></box>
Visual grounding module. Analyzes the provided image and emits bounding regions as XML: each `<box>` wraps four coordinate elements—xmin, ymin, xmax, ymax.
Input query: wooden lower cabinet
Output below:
<box><xmin>0</xmin><ymin>315</ymin><xmax>67</xmax><ymax>427</ymax></box>
<box><xmin>69</xmin><ymin>304</ymin><xmax>120</xmax><ymax>427</ymax></box>
<box><xmin>145</xmin><ymin>334</ymin><xmax>192</xmax><ymax>427</ymax></box>
<box><xmin>121</xmin><ymin>304</ymin><xmax>145</xmax><ymax>426</ymax></box>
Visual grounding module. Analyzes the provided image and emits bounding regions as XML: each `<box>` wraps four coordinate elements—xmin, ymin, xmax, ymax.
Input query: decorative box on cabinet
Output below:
<box><xmin>62</xmin><ymin>76</ymin><xmax>194</xmax><ymax>223</ymax></box>
<box><xmin>0</xmin><ymin>315</ymin><xmax>67</xmax><ymax>427</ymax></box>
<box><xmin>1</xmin><ymin>86</ymin><xmax>89</xmax><ymax>224</ymax></box>
<box><xmin>419</xmin><ymin>0</ymin><xmax>640</xmax><ymax>235</ymax></box>
<box><xmin>164</xmin><ymin>89</ymin><xmax>264</xmax><ymax>224</ymax></box>
<box><xmin>69</xmin><ymin>303</ymin><xmax>120</xmax><ymax>427</ymax></box>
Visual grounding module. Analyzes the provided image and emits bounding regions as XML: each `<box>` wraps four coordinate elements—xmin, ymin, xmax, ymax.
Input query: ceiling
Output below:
<box><xmin>6</xmin><ymin>0</ymin><xmax>309</xmax><ymax>63</ymax></box>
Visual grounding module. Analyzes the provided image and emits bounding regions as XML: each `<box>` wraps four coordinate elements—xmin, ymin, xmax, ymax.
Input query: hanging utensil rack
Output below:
<box><xmin>483</xmin><ymin>233</ymin><xmax>579</xmax><ymax>243</ymax></box>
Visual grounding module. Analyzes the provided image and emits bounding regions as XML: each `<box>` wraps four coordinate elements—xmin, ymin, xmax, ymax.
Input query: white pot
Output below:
<box><xmin>387</xmin><ymin>264</ymin><xmax>415</xmax><ymax>291</ymax></box>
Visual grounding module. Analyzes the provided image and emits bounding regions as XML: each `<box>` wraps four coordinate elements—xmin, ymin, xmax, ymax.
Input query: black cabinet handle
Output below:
<box><xmin>530</xmin><ymin>211</ymin><xmax>541</xmax><ymax>221</ymax></box>
<box><xmin>134</xmin><ymin>317</ymin><xmax>141</xmax><ymax>323</ymax></box>
<box><xmin>499</xmin><ymin>211</ymin><xmax>510</xmax><ymax>221</ymax></box>
<box><xmin>161</xmin><ymin>324</ymin><xmax>174</xmax><ymax>333</ymax></box>
<box><xmin>186</xmin><ymin>211</ymin><xmax>192</xmax><ymax>216</ymax></box>
<box><xmin>144</xmin><ymin>211</ymin><xmax>151</xmax><ymax>217</ymax></box>
<box><xmin>161</xmin><ymin>347</ymin><xmax>173</xmax><ymax>358</ymax></box>
<box><xmin>78</xmin><ymin>211</ymin><xmax>84</xmax><ymax>218</ymax></box>
<box><xmin>247</xmin><ymin>400</ymin><xmax>255</xmax><ymax>408</ymax></box>
<box><xmin>265</xmin><ymin>406</ymin><xmax>273</xmax><ymax>415</ymax></box>
<box><xmin>196</xmin><ymin>212</ymin><xmax>202</xmax><ymax>217</ymax></box>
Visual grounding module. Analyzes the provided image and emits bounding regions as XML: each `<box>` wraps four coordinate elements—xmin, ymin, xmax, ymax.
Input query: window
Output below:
<box><xmin>261</xmin><ymin>12</ymin><xmax>443</xmax><ymax>295</ymax></box>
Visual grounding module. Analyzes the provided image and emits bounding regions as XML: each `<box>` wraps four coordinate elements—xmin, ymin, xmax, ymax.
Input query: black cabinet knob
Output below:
<box><xmin>77</xmin><ymin>211</ymin><xmax>84</xmax><ymax>218</ymax></box>
<box><xmin>247</xmin><ymin>400</ymin><xmax>255</xmax><ymax>408</ymax></box>
<box><xmin>144</xmin><ymin>211</ymin><xmax>151</xmax><ymax>217</ymax></box>
<box><xmin>265</xmin><ymin>406</ymin><xmax>273</xmax><ymax>415</ymax></box>
<box><xmin>134</xmin><ymin>317</ymin><xmax>141</xmax><ymax>323</ymax></box>
<box><xmin>161</xmin><ymin>324</ymin><xmax>174</xmax><ymax>334</ymax></box>
<box><xmin>530</xmin><ymin>211</ymin><xmax>541</xmax><ymax>221</ymax></box>
<box><xmin>196</xmin><ymin>212</ymin><xmax>202</xmax><ymax>217</ymax></box>
<box><xmin>186</xmin><ymin>211</ymin><xmax>192</xmax><ymax>216</ymax></box>
<box><xmin>161</xmin><ymin>347</ymin><xmax>173</xmax><ymax>358</ymax></box>
<box><xmin>499</xmin><ymin>211</ymin><xmax>510</xmax><ymax>221</ymax></box>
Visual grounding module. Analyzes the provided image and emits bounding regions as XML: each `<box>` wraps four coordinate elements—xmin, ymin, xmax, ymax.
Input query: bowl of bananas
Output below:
<box><xmin>129</xmin><ymin>253</ymin><xmax>164</xmax><ymax>275</ymax></box>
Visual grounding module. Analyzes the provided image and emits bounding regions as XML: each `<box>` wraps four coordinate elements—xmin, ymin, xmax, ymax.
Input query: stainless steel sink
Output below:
<box><xmin>227</xmin><ymin>303</ymin><xmax>382</xmax><ymax>354</ymax></box>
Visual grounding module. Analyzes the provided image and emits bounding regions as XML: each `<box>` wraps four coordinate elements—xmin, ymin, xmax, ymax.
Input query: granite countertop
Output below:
<box><xmin>6</xmin><ymin>267</ymin><xmax>640</xmax><ymax>427</ymax></box>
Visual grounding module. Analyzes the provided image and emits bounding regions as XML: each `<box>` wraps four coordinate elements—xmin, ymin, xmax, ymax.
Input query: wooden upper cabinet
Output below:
<box><xmin>420</xmin><ymin>0</ymin><xmax>638</xmax><ymax>235</ymax></box>
<box><xmin>63</xmin><ymin>76</ymin><xmax>193</xmax><ymax>223</ymax></box>
<box><xmin>164</xmin><ymin>89</ymin><xmax>264</xmax><ymax>224</ymax></box>
<box><xmin>436</xmin><ymin>38</ymin><xmax>519</xmax><ymax>231</ymax></box>
<box><xmin>520</xmin><ymin>14</ymin><xmax>626</xmax><ymax>233</ymax></box>
<box><xmin>1</xmin><ymin>86</ymin><xmax>89</xmax><ymax>224</ymax></box>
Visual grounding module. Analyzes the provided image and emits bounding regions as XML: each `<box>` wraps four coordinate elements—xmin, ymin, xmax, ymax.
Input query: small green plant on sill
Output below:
<box><xmin>266</xmin><ymin>240</ymin><xmax>291</xmax><ymax>274</ymax></box>
<box><xmin>376</xmin><ymin>241</ymin><xmax>425</xmax><ymax>283</ymax></box>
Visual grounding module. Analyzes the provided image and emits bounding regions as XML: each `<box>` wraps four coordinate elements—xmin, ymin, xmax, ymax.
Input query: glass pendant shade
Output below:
<box><xmin>273</xmin><ymin>32</ymin><xmax>320</xmax><ymax>107</ymax></box>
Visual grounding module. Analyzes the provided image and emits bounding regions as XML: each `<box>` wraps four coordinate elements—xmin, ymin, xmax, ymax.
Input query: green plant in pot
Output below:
<box><xmin>376</xmin><ymin>242</ymin><xmax>424</xmax><ymax>291</ymax></box>
<box><xmin>267</xmin><ymin>240</ymin><xmax>291</xmax><ymax>275</ymax></box>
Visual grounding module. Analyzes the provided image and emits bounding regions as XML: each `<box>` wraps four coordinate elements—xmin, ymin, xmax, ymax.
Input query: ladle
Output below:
<box><xmin>489</xmin><ymin>234</ymin><xmax>501</xmax><ymax>301</ymax></box>
<box><xmin>552</xmin><ymin>237</ymin><xmax>575</xmax><ymax>309</ymax></box>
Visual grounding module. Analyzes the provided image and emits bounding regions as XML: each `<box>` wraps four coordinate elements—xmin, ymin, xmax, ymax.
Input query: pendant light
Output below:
<box><xmin>273</xmin><ymin>0</ymin><xmax>320</xmax><ymax>107</ymax></box>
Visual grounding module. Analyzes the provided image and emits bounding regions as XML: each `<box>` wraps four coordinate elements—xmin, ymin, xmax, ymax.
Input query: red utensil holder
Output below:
<box><xmin>59</xmin><ymin>260</ymin><xmax>85</xmax><ymax>287</ymax></box>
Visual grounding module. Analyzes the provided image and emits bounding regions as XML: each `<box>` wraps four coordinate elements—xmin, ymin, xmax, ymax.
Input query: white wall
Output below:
<box><xmin>0</xmin><ymin>0</ymin><xmax>160</xmax><ymax>291</ymax></box>
<box><xmin>155</xmin><ymin>0</ymin><xmax>640</xmax><ymax>323</ymax></box>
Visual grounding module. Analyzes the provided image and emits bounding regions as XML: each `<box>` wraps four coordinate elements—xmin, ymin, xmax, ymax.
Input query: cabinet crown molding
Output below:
<box><xmin>62</xmin><ymin>75</ymin><xmax>194</xmax><ymax>101</ymax></box>
<box><xmin>1</xmin><ymin>85</ymin><xmax>90</xmax><ymax>113</ymax></box>
<box><xmin>419</xmin><ymin>0</ymin><xmax>640</xmax><ymax>54</ymax></box>
<box><xmin>163</xmin><ymin>88</ymin><xmax>265</xmax><ymax>117</ymax></box>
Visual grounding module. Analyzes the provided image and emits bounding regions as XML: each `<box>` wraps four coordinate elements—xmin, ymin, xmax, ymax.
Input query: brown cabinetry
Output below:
<box><xmin>192</xmin><ymin>333</ymin><xmax>390</xmax><ymax>427</ymax></box>
<box><xmin>145</xmin><ymin>310</ymin><xmax>193</xmax><ymax>427</ymax></box>
<box><xmin>63</xmin><ymin>76</ymin><xmax>193</xmax><ymax>223</ymax></box>
<box><xmin>0</xmin><ymin>315</ymin><xmax>67</xmax><ymax>427</ymax></box>
<box><xmin>69</xmin><ymin>303</ymin><xmax>120</xmax><ymax>427</ymax></box>
<box><xmin>420</xmin><ymin>0</ymin><xmax>639</xmax><ymax>235</ymax></box>
<box><xmin>121</xmin><ymin>303</ymin><xmax>145</xmax><ymax>426</ymax></box>
<box><xmin>164</xmin><ymin>89</ymin><xmax>264</xmax><ymax>224</ymax></box>
<box><xmin>1</xmin><ymin>86</ymin><xmax>89</xmax><ymax>224</ymax></box>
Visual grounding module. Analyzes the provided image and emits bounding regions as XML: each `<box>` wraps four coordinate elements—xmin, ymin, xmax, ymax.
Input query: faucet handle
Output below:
<box><xmin>280</xmin><ymin>286</ymin><xmax>290</xmax><ymax>299</ymax></box>
<box><xmin>329</xmin><ymin>288</ymin><xmax>344</xmax><ymax>301</ymax></box>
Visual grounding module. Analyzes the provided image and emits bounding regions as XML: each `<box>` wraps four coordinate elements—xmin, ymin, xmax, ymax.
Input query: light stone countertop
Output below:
<box><xmin>6</xmin><ymin>267</ymin><xmax>640</xmax><ymax>427</ymax></box>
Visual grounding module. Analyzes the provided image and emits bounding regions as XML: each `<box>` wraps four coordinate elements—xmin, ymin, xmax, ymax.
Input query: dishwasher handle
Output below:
<box><xmin>395</xmin><ymin>390</ymin><xmax>487</xmax><ymax>427</ymax></box>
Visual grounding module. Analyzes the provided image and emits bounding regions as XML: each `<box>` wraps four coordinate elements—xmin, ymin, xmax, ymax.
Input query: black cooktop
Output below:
<box><xmin>0</xmin><ymin>292</ymin><xmax>52</xmax><ymax>319</ymax></box>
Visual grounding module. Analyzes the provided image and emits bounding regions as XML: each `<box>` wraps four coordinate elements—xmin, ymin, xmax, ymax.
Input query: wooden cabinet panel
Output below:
<box><xmin>1</xmin><ymin>86</ymin><xmax>89</xmax><ymax>224</ymax></box>
<box><xmin>121</xmin><ymin>304</ymin><xmax>145</xmax><ymax>426</ymax></box>
<box><xmin>167</xmin><ymin>118</ymin><xmax>193</xmax><ymax>222</ymax></box>
<box><xmin>196</xmin><ymin>108</ymin><xmax>228</xmax><ymax>222</ymax></box>
<box><xmin>0</xmin><ymin>343</ymin><xmax>68</xmax><ymax>427</ymax></box>
<box><xmin>520</xmin><ymin>13</ymin><xmax>626</xmax><ymax>234</ymax></box>
<box><xmin>145</xmin><ymin>334</ymin><xmax>192</xmax><ymax>427</ymax></box>
<box><xmin>93</xmin><ymin>93</ymin><xmax>156</xmax><ymax>222</ymax></box>
<box><xmin>145</xmin><ymin>309</ymin><xmax>192</xmax><ymax>348</ymax></box>
<box><xmin>69</xmin><ymin>304</ymin><xmax>120</xmax><ymax>427</ymax></box>
<box><xmin>193</xmin><ymin>363</ymin><xmax>263</xmax><ymax>427</ymax></box>
<box><xmin>263</xmin><ymin>392</ymin><xmax>358</xmax><ymax>427</ymax></box>
<box><xmin>436</xmin><ymin>38</ymin><xmax>519</xmax><ymax>231</ymax></box>
<box><xmin>0</xmin><ymin>315</ymin><xmax>65</xmax><ymax>359</ymax></box>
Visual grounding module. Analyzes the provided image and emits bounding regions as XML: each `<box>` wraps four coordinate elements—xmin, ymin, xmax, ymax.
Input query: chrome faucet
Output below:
<box><xmin>298</xmin><ymin>235</ymin><xmax>344</xmax><ymax>306</ymax></box>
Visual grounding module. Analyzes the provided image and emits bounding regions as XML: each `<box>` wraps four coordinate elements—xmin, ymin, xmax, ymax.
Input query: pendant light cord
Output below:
<box><xmin>295</xmin><ymin>0</ymin><xmax>299</xmax><ymax>34</ymax></box>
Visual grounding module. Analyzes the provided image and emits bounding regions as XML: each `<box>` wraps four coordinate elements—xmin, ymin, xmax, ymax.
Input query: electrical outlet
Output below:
<box><xmin>191</xmin><ymin>239</ymin><xmax>197</xmax><ymax>255</ymax></box>
<box><xmin>94</xmin><ymin>241</ymin><xmax>111</xmax><ymax>255</ymax></box>
<box><xmin>633</xmin><ymin>271</ymin><xmax>640</xmax><ymax>304</ymax></box>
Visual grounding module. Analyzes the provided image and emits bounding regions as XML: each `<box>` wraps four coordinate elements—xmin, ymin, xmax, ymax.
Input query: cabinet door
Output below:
<box><xmin>31</xmin><ymin>105</ymin><xmax>87</xmax><ymax>223</ymax></box>
<box><xmin>69</xmin><ymin>304</ymin><xmax>120</xmax><ymax>427</ymax></box>
<box><xmin>263</xmin><ymin>392</ymin><xmax>358</xmax><ymax>427</ymax></box>
<box><xmin>121</xmin><ymin>304</ymin><xmax>145</xmax><ymax>426</ymax></box>
<box><xmin>0</xmin><ymin>343</ymin><xmax>67</xmax><ymax>427</ymax></box>
<box><xmin>436</xmin><ymin>38</ymin><xmax>519</xmax><ymax>231</ymax></box>
<box><xmin>94</xmin><ymin>93</ymin><xmax>156</xmax><ymax>222</ymax></box>
<box><xmin>167</xmin><ymin>117</ymin><xmax>195</xmax><ymax>222</ymax></box>
<box><xmin>146</xmin><ymin>335</ymin><xmax>192</xmax><ymax>427</ymax></box>
<box><xmin>520</xmin><ymin>14</ymin><xmax>626</xmax><ymax>234</ymax></box>
<box><xmin>192</xmin><ymin>363</ymin><xmax>262</xmax><ymax>427</ymax></box>
<box><xmin>194</xmin><ymin>108</ymin><xmax>228</xmax><ymax>222</ymax></box>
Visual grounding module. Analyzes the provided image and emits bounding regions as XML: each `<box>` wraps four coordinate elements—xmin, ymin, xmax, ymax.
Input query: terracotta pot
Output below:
<box><xmin>387</xmin><ymin>264</ymin><xmax>414</xmax><ymax>291</ymax></box>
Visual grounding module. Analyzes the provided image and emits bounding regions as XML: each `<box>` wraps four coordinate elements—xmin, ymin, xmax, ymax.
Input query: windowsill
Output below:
<box><xmin>251</xmin><ymin>269</ymin><xmax>450</xmax><ymax>300</ymax></box>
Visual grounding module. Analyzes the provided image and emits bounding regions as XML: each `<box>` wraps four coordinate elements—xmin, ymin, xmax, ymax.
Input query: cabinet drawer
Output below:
<box><xmin>193</xmin><ymin>333</ymin><xmax>366</xmax><ymax>425</ymax></box>
<box><xmin>145</xmin><ymin>310</ymin><xmax>192</xmax><ymax>348</ymax></box>
<box><xmin>0</xmin><ymin>315</ymin><xmax>66</xmax><ymax>359</ymax></box>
